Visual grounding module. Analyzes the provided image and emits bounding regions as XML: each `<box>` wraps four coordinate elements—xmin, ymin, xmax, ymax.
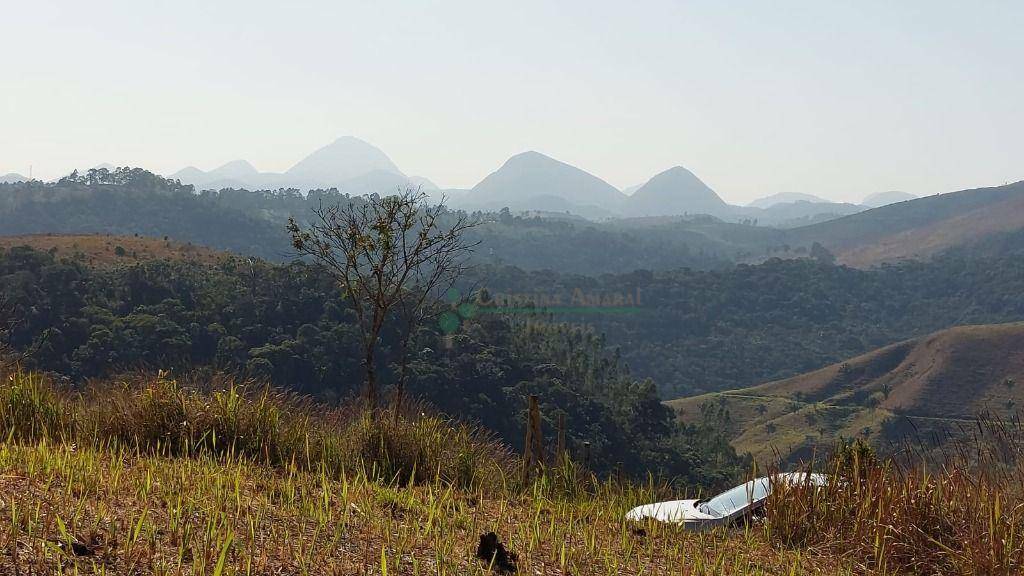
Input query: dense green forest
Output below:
<box><xmin>472</xmin><ymin>256</ymin><xmax>1024</xmax><ymax>397</ymax></box>
<box><xmin>5</xmin><ymin>170</ymin><xmax>1024</xmax><ymax>400</ymax></box>
<box><xmin>6</xmin><ymin>169</ymin><xmax>1024</xmax><ymax>396</ymax></box>
<box><xmin>0</xmin><ymin>245</ymin><xmax>742</xmax><ymax>484</ymax></box>
<box><xmin>0</xmin><ymin>169</ymin><xmax>786</xmax><ymax>272</ymax></box>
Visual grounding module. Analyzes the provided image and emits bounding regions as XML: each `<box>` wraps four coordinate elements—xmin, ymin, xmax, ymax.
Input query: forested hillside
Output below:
<box><xmin>0</xmin><ymin>245</ymin><xmax>742</xmax><ymax>483</ymax></box>
<box><xmin>473</xmin><ymin>256</ymin><xmax>1024</xmax><ymax>398</ymax></box>
<box><xmin>6</xmin><ymin>169</ymin><xmax>1024</xmax><ymax>402</ymax></box>
<box><xmin>0</xmin><ymin>169</ymin><xmax>292</xmax><ymax>260</ymax></box>
<box><xmin>0</xmin><ymin>169</ymin><xmax>783</xmax><ymax>273</ymax></box>
<box><xmin>7</xmin><ymin>169</ymin><xmax>1024</xmax><ymax>276</ymax></box>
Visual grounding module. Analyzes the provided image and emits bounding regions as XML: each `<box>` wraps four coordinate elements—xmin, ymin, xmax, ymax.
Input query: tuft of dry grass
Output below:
<box><xmin>2</xmin><ymin>371</ymin><xmax>514</xmax><ymax>492</ymax></box>
<box><xmin>764</xmin><ymin>435</ymin><xmax>1024</xmax><ymax>575</ymax></box>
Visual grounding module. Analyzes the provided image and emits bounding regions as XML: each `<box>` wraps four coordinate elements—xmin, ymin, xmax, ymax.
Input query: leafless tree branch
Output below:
<box><xmin>288</xmin><ymin>189</ymin><xmax>480</xmax><ymax>414</ymax></box>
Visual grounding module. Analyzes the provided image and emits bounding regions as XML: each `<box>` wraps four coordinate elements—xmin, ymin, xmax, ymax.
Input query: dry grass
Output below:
<box><xmin>1</xmin><ymin>371</ymin><xmax>512</xmax><ymax>491</ymax></box>
<box><xmin>0</xmin><ymin>441</ymin><xmax>852</xmax><ymax>575</ymax></box>
<box><xmin>0</xmin><ymin>371</ymin><xmax>855</xmax><ymax>574</ymax></box>
<box><xmin>10</xmin><ymin>371</ymin><xmax>1024</xmax><ymax>574</ymax></box>
<box><xmin>12</xmin><ymin>366</ymin><xmax>1024</xmax><ymax>569</ymax></box>
<box><xmin>764</xmin><ymin>433</ymin><xmax>1024</xmax><ymax>575</ymax></box>
<box><xmin>0</xmin><ymin>233</ymin><xmax>226</xmax><ymax>267</ymax></box>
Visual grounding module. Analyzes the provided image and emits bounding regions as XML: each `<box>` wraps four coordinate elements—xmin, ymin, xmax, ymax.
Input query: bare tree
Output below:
<box><xmin>287</xmin><ymin>190</ymin><xmax>478</xmax><ymax>413</ymax></box>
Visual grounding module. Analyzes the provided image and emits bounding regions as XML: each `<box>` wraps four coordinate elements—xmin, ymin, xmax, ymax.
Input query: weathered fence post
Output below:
<box><xmin>523</xmin><ymin>398</ymin><xmax>534</xmax><ymax>482</ymax></box>
<box><xmin>523</xmin><ymin>395</ymin><xmax>544</xmax><ymax>481</ymax></box>
<box><xmin>529</xmin><ymin>396</ymin><xmax>543</xmax><ymax>469</ymax></box>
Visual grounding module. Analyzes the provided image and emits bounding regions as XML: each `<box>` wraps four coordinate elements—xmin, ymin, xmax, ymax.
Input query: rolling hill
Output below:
<box><xmin>788</xmin><ymin>180</ymin><xmax>1024</xmax><ymax>266</ymax></box>
<box><xmin>754</xmin><ymin>200</ymin><xmax>864</xmax><ymax>228</ymax></box>
<box><xmin>0</xmin><ymin>234</ymin><xmax>228</xmax><ymax>267</ymax></box>
<box><xmin>668</xmin><ymin>322</ymin><xmax>1024</xmax><ymax>463</ymax></box>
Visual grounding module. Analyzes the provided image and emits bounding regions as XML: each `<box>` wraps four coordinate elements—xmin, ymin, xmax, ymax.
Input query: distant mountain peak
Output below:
<box><xmin>466</xmin><ymin>151</ymin><xmax>625</xmax><ymax>217</ymax></box>
<box><xmin>286</xmin><ymin>136</ymin><xmax>403</xmax><ymax>183</ymax></box>
<box><xmin>332</xmin><ymin>135</ymin><xmax>372</xmax><ymax>145</ymax></box>
<box><xmin>214</xmin><ymin>159</ymin><xmax>258</xmax><ymax>173</ymax></box>
<box><xmin>862</xmin><ymin>191</ymin><xmax>916</xmax><ymax>208</ymax></box>
<box><xmin>749</xmin><ymin>192</ymin><xmax>832</xmax><ymax>208</ymax></box>
<box><xmin>625</xmin><ymin>166</ymin><xmax>729</xmax><ymax>217</ymax></box>
<box><xmin>0</xmin><ymin>172</ymin><xmax>28</xmax><ymax>184</ymax></box>
<box><xmin>502</xmin><ymin>150</ymin><xmax>563</xmax><ymax>167</ymax></box>
<box><xmin>662</xmin><ymin>165</ymin><xmax>699</xmax><ymax>177</ymax></box>
<box><xmin>166</xmin><ymin>137</ymin><xmax>430</xmax><ymax>193</ymax></box>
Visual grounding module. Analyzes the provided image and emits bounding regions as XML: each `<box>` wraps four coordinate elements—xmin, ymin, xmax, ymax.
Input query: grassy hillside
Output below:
<box><xmin>0</xmin><ymin>371</ymin><xmax>842</xmax><ymax>575</ymax></box>
<box><xmin>0</xmin><ymin>233</ymin><xmax>227</xmax><ymax>267</ymax></box>
<box><xmin>835</xmin><ymin>193</ymin><xmax>1024</xmax><ymax>267</ymax></box>
<box><xmin>787</xmin><ymin>180</ymin><xmax>1024</xmax><ymax>266</ymax></box>
<box><xmin>669</xmin><ymin>322</ymin><xmax>1024</xmax><ymax>462</ymax></box>
<box><xmin>6</xmin><ymin>371</ymin><xmax>1024</xmax><ymax>574</ymax></box>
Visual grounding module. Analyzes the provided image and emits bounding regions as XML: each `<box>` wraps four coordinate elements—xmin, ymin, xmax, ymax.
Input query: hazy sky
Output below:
<box><xmin>3</xmin><ymin>1</ymin><xmax>1022</xmax><ymax>204</ymax></box>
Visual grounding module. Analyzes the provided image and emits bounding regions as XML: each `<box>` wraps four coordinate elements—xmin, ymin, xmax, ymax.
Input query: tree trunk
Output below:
<box><xmin>364</xmin><ymin>344</ymin><xmax>377</xmax><ymax>414</ymax></box>
<box><xmin>393</xmin><ymin>323</ymin><xmax>416</xmax><ymax>424</ymax></box>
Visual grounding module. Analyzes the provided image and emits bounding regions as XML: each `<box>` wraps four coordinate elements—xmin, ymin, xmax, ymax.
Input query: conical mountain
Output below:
<box><xmin>0</xmin><ymin>173</ymin><xmax>28</xmax><ymax>184</ymax></box>
<box><xmin>286</xmin><ymin>136</ymin><xmax>403</xmax><ymax>184</ymax></box>
<box><xmin>625</xmin><ymin>166</ymin><xmax>730</xmax><ymax>217</ymax></box>
<box><xmin>467</xmin><ymin>151</ymin><xmax>625</xmax><ymax>216</ymax></box>
<box><xmin>208</xmin><ymin>159</ymin><xmax>259</xmax><ymax>180</ymax></box>
<box><xmin>170</xmin><ymin>166</ymin><xmax>206</xmax><ymax>182</ymax></box>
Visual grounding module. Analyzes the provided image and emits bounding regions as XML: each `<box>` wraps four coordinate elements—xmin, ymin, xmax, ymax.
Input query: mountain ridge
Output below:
<box><xmin>169</xmin><ymin>136</ymin><xmax>427</xmax><ymax>194</ymax></box>
<box><xmin>787</xmin><ymin>180</ymin><xmax>1024</xmax><ymax>266</ymax></box>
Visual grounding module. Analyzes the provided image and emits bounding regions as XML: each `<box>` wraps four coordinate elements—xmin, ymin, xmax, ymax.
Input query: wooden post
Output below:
<box><xmin>556</xmin><ymin>412</ymin><xmax>566</xmax><ymax>466</ymax></box>
<box><xmin>523</xmin><ymin>396</ymin><xmax>535</xmax><ymax>482</ymax></box>
<box><xmin>523</xmin><ymin>395</ymin><xmax>544</xmax><ymax>482</ymax></box>
<box><xmin>583</xmin><ymin>441</ymin><xmax>591</xmax><ymax>469</ymax></box>
<box><xmin>529</xmin><ymin>395</ymin><xmax>544</xmax><ymax>471</ymax></box>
